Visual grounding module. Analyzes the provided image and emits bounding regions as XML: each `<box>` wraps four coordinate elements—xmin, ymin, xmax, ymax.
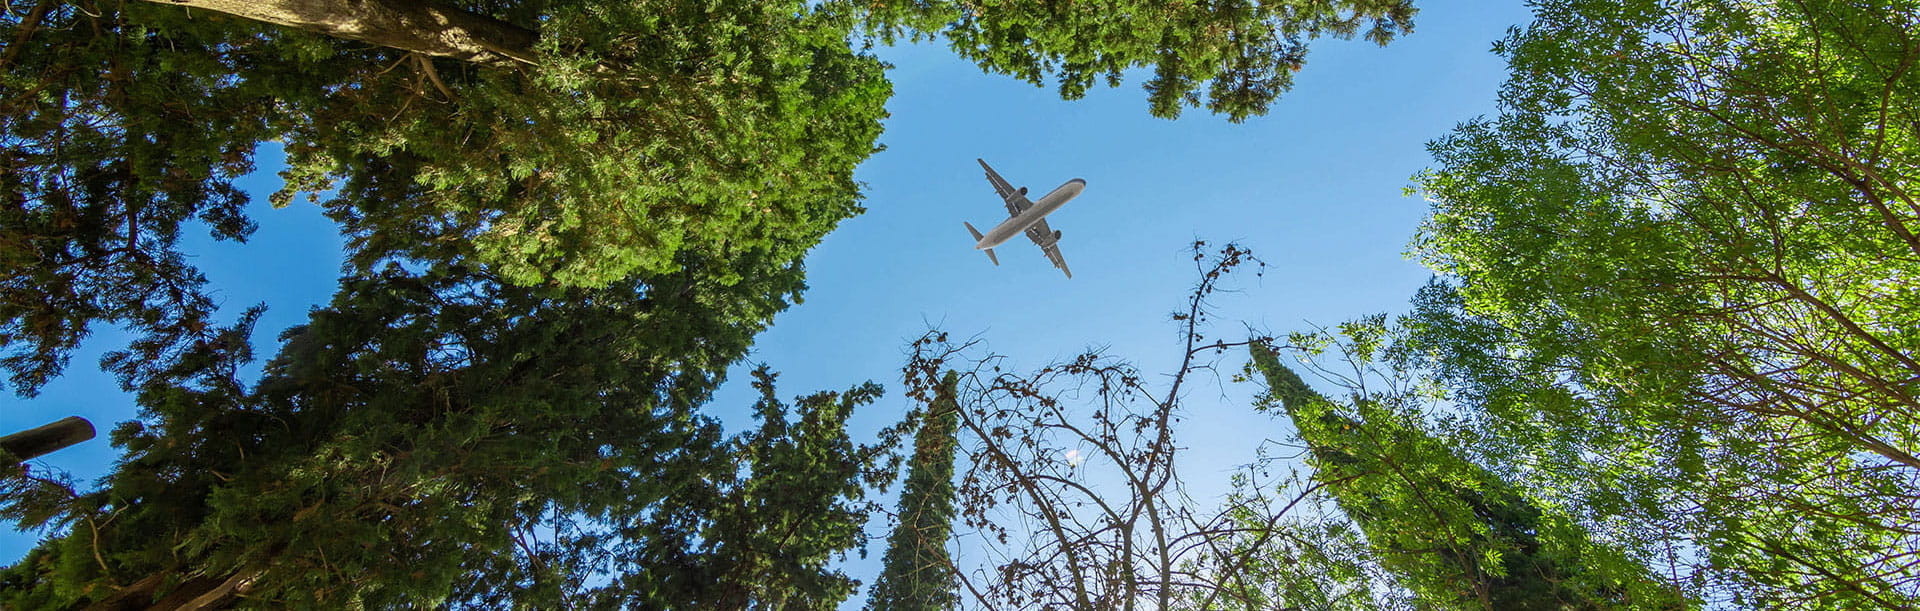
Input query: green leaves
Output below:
<box><xmin>283</xmin><ymin>1</ymin><xmax>891</xmax><ymax>288</ymax></box>
<box><xmin>0</xmin><ymin>3</ymin><xmax>300</xmax><ymax>395</ymax></box>
<box><xmin>1411</xmin><ymin>0</ymin><xmax>1920</xmax><ymax>604</ymax></box>
<box><xmin>0</xmin><ymin>1</ymin><xmax>1450</xmax><ymax>607</ymax></box>
<box><xmin>857</xmin><ymin>0</ymin><xmax>1418</xmax><ymax>122</ymax></box>
<box><xmin>1249</xmin><ymin>326</ymin><xmax>1688</xmax><ymax>610</ymax></box>
<box><xmin>2</xmin><ymin>0</ymin><xmax>1423</xmax><ymax>399</ymax></box>
<box><xmin>1</xmin><ymin>256</ymin><xmax>898</xmax><ymax>608</ymax></box>
<box><xmin>3</xmin><ymin>0</ymin><xmax>892</xmax><ymax>400</ymax></box>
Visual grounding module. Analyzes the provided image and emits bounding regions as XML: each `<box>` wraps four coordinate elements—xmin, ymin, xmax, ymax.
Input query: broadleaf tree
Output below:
<box><xmin>1410</xmin><ymin>0</ymin><xmax>1920</xmax><ymax>604</ymax></box>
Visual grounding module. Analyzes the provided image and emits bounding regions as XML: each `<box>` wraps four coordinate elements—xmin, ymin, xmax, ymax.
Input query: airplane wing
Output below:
<box><xmin>979</xmin><ymin>158</ymin><xmax>1033</xmax><ymax>215</ymax></box>
<box><xmin>1025</xmin><ymin>217</ymin><xmax>1072</xmax><ymax>278</ymax></box>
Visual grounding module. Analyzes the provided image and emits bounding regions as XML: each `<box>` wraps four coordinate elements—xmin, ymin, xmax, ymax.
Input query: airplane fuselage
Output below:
<box><xmin>975</xmin><ymin>179</ymin><xmax>1086</xmax><ymax>249</ymax></box>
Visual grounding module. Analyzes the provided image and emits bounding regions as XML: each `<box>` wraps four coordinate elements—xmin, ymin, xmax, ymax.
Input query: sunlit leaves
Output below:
<box><xmin>1249</xmin><ymin>323</ymin><xmax>1688</xmax><ymax>610</ymax></box>
<box><xmin>856</xmin><ymin>0</ymin><xmax>1417</xmax><ymax>122</ymax></box>
<box><xmin>285</xmin><ymin>1</ymin><xmax>890</xmax><ymax>288</ymax></box>
<box><xmin>1411</xmin><ymin>0</ymin><xmax>1920</xmax><ymax>604</ymax></box>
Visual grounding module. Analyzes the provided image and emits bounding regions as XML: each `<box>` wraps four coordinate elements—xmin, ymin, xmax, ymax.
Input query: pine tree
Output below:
<box><xmin>866</xmin><ymin>370</ymin><xmax>964</xmax><ymax>611</ymax></box>
<box><xmin>0</xmin><ymin>257</ymin><xmax>894</xmax><ymax>609</ymax></box>
<box><xmin>1249</xmin><ymin>339</ymin><xmax>1684</xmax><ymax>610</ymax></box>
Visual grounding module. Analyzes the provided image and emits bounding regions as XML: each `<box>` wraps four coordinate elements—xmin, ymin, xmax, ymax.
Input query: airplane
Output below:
<box><xmin>964</xmin><ymin>158</ymin><xmax>1085</xmax><ymax>278</ymax></box>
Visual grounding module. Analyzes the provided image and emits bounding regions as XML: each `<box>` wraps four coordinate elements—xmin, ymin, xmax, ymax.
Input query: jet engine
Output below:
<box><xmin>1018</xmin><ymin>187</ymin><xmax>1028</xmax><ymax>195</ymax></box>
<box><xmin>1053</xmin><ymin>230</ymin><xmax>1063</xmax><ymax>241</ymax></box>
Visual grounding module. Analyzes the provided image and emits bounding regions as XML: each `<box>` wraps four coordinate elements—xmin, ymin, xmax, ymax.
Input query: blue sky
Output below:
<box><xmin>3</xmin><ymin>0</ymin><xmax>1533</xmax><ymax>598</ymax></box>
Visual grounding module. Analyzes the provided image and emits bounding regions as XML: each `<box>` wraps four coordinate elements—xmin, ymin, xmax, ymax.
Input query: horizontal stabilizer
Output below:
<box><xmin>964</xmin><ymin>222</ymin><xmax>999</xmax><ymax>266</ymax></box>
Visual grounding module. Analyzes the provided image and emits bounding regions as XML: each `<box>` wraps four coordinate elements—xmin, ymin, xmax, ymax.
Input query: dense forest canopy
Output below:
<box><xmin>6</xmin><ymin>0</ymin><xmax>1920</xmax><ymax>608</ymax></box>
<box><xmin>0</xmin><ymin>0</ymin><xmax>1415</xmax><ymax>396</ymax></box>
<box><xmin>875</xmin><ymin>0</ymin><xmax>1920</xmax><ymax>606</ymax></box>
<box><xmin>0</xmin><ymin>0</ymin><xmax>1420</xmax><ymax>608</ymax></box>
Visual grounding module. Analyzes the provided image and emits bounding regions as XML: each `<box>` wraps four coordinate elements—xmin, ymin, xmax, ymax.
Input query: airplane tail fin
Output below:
<box><xmin>964</xmin><ymin>222</ymin><xmax>999</xmax><ymax>266</ymax></box>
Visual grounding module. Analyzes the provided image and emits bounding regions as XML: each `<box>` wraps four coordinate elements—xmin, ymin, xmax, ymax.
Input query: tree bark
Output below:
<box><xmin>0</xmin><ymin>416</ymin><xmax>94</xmax><ymax>462</ymax></box>
<box><xmin>141</xmin><ymin>0</ymin><xmax>538</xmax><ymax>65</ymax></box>
<box><xmin>85</xmin><ymin>565</ymin><xmax>264</xmax><ymax>610</ymax></box>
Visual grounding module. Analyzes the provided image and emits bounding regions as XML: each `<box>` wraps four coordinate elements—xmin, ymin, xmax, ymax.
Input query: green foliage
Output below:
<box><xmin>1173</xmin><ymin>461</ymin><xmax>1418</xmax><ymax>611</ymax></box>
<box><xmin>3</xmin><ymin>0</ymin><xmax>1420</xmax><ymax>398</ymax></box>
<box><xmin>0</xmin><ymin>256</ymin><xmax>893</xmax><ymax>608</ymax></box>
<box><xmin>857</xmin><ymin>0</ymin><xmax>1417</xmax><ymax>121</ymax></box>
<box><xmin>1411</xmin><ymin>0</ymin><xmax>1920</xmax><ymax>604</ymax></box>
<box><xmin>0</xmin><ymin>0</ymin><xmax>890</xmax><ymax>398</ymax></box>
<box><xmin>1</xmin><ymin>1</ymin><xmax>1435</xmax><ymax>606</ymax></box>
<box><xmin>866</xmin><ymin>370</ymin><xmax>963</xmax><ymax>611</ymax></box>
<box><xmin>0</xmin><ymin>3</ymin><xmax>305</xmax><ymax>395</ymax></box>
<box><xmin>603</xmin><ymin>367</ymin><xmax>899</xmax><ymax>610</ymax></box>
<box><xmin>1248</xmin><ymin>327</ymin><xmax>1687</xmax><ymax>610</ymax></box>
<box><xmin>284</xmin><ymin>0</ymin><xmax>892</xmax><ymax>288</ymax></box>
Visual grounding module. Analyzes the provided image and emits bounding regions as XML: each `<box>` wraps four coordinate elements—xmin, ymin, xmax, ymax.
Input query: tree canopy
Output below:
<box><xmin>0</xmin><ymin>0</ymin><xmax>889</xmax><ymax>397</ymax></box>
<box><xmin>1</xmin><ymin>255</ymin><xmax>900</xmax><ymax>608</ymax></box>
<box><xmin>15</xmin><ymin>0</ymin><xmax>1920</xmax><ymax>607</ymax></box>
<box><xmin>858</xmin><ymin>0</ymin><xmax>1416</xmax><ymax>121</ymax></box>
<box><xmin>3</xmin><ymin>0</ymin><xmax>1434</xmax><ymax>606</ymax></box>
<box><xmin>1410</xmin><ymin>0</ymin><xmax>1920</xmax><ymax>605</ymax></box>
<box><xmin>1</xmin><ymin>0</ymin><xmax>1417</xmax><ymax>396</ymax></box>
<box><xmin>0</xmin><ymin>3</ymin><xmax>295</xmax><ymax>395</ymax></box>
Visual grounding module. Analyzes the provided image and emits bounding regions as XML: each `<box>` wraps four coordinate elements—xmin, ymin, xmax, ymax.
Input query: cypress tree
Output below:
<box><xmin>1249</xmin><ymin>341</ymin><xmax>1684</xmax><ymax>610</ymax></box>
<box><xmin>866</xmin><ymin>370</ymin><xmax>963</xmax><ymax>611</ymax></box>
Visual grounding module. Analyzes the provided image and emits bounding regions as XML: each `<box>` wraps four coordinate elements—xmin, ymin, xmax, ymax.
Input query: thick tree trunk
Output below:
<box><xmin>142</xmin><ymin>0</ymin><xmax>538</xmax><ymax>65</ymax></box>
<box><xmin>86</xmin><ymin>566</ymin><xmax>263</xmax><ymax>610</ymax></box>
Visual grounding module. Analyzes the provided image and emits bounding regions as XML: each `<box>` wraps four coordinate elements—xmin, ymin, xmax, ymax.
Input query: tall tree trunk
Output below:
<box><xmin>86</xmin><ymin>565</ymin><xmax>264</xmax><ymax>610</ymax></box>
<box><xmin>141</xmin><ymin>0</ymin><xmax>537</xmax><ymax>65</ymax></box>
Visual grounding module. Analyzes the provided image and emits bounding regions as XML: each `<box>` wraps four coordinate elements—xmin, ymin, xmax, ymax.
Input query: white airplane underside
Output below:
<box><xmin>966</xmin><ymin>158</ymin><xmax>1083</xmax><ymax>278</ymax></box>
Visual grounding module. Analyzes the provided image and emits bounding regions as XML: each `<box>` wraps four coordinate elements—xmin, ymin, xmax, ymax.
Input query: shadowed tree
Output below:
<box><xmin>0</xmin><ymin>3</ymin><xmax>302</xmax><ymax>395</ymax></box>
<box><xmin>0</xmin><ymin>0</ymin><xmax>889</xmax><ymax>397</ymax></box>
<box><xmin>0</xmin><ymin>255</ymin><xmax>902</xmax><ymax>609</ymax></box>
<box><xmin>3</xmin><ymin>1</ymin><xmax>1429</xmax><ymax>606</ymax></box>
